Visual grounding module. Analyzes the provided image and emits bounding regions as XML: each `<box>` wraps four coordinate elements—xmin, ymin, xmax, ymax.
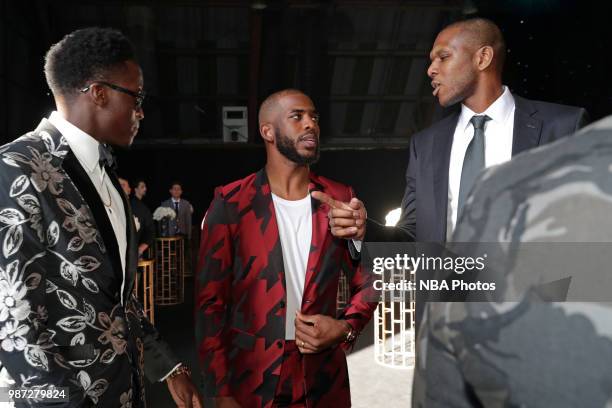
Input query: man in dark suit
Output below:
<box><xmin>395</xmin><ymin>18</ymin><xmax>588</xmax><ymax>242</ymax></box>
<box><xmin>160</xmin><ymin>182</ymin><xmax>194</xmax><ymax>240</ymax></box>
<box><xmin>0</xmin><ymin>27</ymin><xmax>202</xmax><ymax>407</ymax></box>
<box><xmin>320</xmin><ymin>18</ymin><xmax>588</xmax><ymax>336</ymax></box>
<box><xmin>130</xmin><ymin>178</ymin><xmax>155</xmax><ymax>259</ymax></box>
<box><xmin>161</xmin><ymin>182</ymin><xmax>194</xmax><ymax>273</ymax></box>
<box><xmin>323</xmin><ymin>18</ymin><xmax>588</xmax><ymax>244</ymax></box>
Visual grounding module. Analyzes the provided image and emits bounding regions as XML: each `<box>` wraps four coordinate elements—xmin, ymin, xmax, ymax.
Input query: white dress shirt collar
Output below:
<box><xmin>457</xmin><ymin>86</ymin><xmax>515</xmax><ymax>132</ymax></box>
<box><xmin>48</xmin><ymin>111</ymin><xmax>101</xmax><ymax>174</ymax></box>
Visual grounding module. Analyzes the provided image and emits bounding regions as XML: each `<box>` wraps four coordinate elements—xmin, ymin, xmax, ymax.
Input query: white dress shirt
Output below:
<box><xmin>447</xmin><ymin>86</ymin><xmax>516</xmax><ymax>238</ymax></box>
<box><xmin>48</xmin><ymin>111</ymin><xmax>128</xmax><ymax>303</ymax></box>
<box><xmin>271</xmin><ymin>193</ymin><xmax>312</xmax><ymax>340</ymax></box>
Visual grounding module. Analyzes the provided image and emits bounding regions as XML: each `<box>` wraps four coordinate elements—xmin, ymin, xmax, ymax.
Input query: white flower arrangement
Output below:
<box><xmin>153</xmin><ymin>206</ymin><xmax>176</xmax><ymax>221</ymax></box>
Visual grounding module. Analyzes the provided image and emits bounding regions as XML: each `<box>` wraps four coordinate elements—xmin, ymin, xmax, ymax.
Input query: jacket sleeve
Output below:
<box><xmin>412</xmin><ymin>304</ymin><xmax>475</xmax><ymax>408</ymax></box>
<box><xmin>136</xmin><ymin>295</ymin><xmax>180</xmax><ymax>382</ymax></box>
<box><xmin>194</xmin><ymin>187</ymin><xmax>234</xmax><ymax>398</ymax></box>
<box><xmin>338</xmin><ymin>187</ymin><xmax>378</xmax><ymax>342</ymax></box>
<box><xmin>574</xmin><ymin>108</ymin><xmax>590</xmax><ymax>131</ymax></box>
<box><xmin>140</xmin><ymin>207</ymin><xmax>155</xmax><ymax>248</ymax></box>
<box><xmin>0</xmin><ymin>161</ymin><xmax>86</xmax><ymax>406</ymax></box>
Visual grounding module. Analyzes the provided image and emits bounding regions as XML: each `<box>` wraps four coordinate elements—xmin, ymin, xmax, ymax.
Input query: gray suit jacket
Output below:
<box><xmin>161</xmin><ymin>198</ymin><xmax>193</xmax><ymax>239</ymax></box>
<box><xmin>0</xmin><ymin>120</ymin><xmax>178</xmax><ymax>407</ymax></box>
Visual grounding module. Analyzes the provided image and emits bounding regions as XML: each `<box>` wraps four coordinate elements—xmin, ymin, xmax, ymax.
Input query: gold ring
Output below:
<box><xmin>300</xmin><ymin>340</ymin><xmax>305</xmax><ymax>347</ymax></box>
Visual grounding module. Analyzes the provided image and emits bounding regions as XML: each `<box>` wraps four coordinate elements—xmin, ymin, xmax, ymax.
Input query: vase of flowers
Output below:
<box><xmin>153</xmin><ymin>207</ymin><xmax>176</xmax><ymax>237</ymax></box>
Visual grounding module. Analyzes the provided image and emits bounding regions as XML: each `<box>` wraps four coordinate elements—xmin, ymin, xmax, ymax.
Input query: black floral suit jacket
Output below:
<box><xmin>0</xmin><ymin>119</ymin><xmax>178</xmax><ymax>407</ymax></box>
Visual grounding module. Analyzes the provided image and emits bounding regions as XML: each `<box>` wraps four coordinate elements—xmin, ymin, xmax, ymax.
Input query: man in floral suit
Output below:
<box><xmin>0</xmin><ymin>28</ymin><xmax>202</xmax><ymax>407</ymax></box>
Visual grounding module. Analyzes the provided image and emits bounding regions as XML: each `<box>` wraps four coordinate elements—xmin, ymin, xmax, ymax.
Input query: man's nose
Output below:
<box><xmin>427</xmin><ymin>62</ymin><xmax>437</xmax><ymax>79</ymax></box>
<box><xmin>303</xmin><ymin>115</ymin><xmax>317</xmax><ymax>129</ymax></box>
<box><xmin>135</xmin><ymin>106</ymin><xmax>144</xmax><ymax>120</ymax></box>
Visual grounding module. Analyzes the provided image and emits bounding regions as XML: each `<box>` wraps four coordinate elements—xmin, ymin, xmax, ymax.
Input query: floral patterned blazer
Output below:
<box><xmin>0</xmin><ymin>120</ymin><xmax>178</xmax><ymax>407</ymax></box>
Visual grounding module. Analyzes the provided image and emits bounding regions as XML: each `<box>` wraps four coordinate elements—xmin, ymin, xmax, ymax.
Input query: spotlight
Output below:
<box><xmin>385</xmin><ymin>208</ymin><xmax>401</xmax><ymax>227</ymax></box>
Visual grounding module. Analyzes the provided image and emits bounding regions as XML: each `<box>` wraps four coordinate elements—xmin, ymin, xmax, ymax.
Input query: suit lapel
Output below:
<box><xmin>62</xmin><ymin>151</ymin><xmax>124</xmax><ymax>284</ymax></box>
<box><xmin>432</xmin><ymin>113</ymin><xmax>459</xmax><ymax>240</ymax></box>
<box><xmin>512</xmin><ymin>95</ymin><xmax>542</xmax><ymax>156</ymax></box>
<box><xmin>253</xmin><ymin>170</ymin><xmax>286</xmax><ymax>294</ymax></box>
<box><xmin>302</xmin><ymin>177</ymin><xmax>329</xmax><ymax>298</ymax></box>
<box><xmin>106</xmin><ymin>167</ymin><xmax>137</xmax><ymax>300</ymax></box>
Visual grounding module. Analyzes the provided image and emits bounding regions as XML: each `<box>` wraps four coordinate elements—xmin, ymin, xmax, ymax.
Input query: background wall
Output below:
<box><xmin>1</xmin><ymin>0</ymin><xmax>610</xmax><ymax>223</ymax></box>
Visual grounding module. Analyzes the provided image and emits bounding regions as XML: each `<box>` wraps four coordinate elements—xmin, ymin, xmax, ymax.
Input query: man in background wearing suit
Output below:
<box><xmin>161</xmin><ymin>182</ymin><xmax>194</xmax><ymax>239</ymax></box>
<box><xmin>161</xmin><ymin>182</ymin><xmax>194</xmax><ymax>273</ymax></box>
<box><xmin>0</xmin><ymin>27</ymin><xmax>202</xmax><ymax>407</ymax></box>
<box><xmin>131</xmin><ymin>178</ymin><xmax>155</xmax><ymax>259</ymax></box>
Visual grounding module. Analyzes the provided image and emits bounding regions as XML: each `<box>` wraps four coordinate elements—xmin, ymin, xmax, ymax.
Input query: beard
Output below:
<box><xmin>275</xmin><ymin>129</ymin><xmax>320</xmax><ymax>166</ymax></box>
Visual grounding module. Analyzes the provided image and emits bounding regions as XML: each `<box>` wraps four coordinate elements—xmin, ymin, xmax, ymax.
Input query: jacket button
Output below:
<box><xmin>276</xmin><ymin>340</ymin><xmax>283</xmax><ymax>349</ymax></box>
<box><xmin>279</xmin><ymin>300</ymin><xmax>285</xmax><ymax>308</ymax></box>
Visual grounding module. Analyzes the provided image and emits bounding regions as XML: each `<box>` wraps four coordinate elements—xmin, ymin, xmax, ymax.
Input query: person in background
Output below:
<box><xmin>131</xmin><ymin>178</ymin><xmax>155</xmax><ymax>258</ymax></box>
<box><xmin>118</xmin><ymin>176</ymin><xmax>131</xmax><ymax>197</ymax></box>
<box><xmin>161</xmin><ymin>182</ymin><xmax>193</xmax><ymax>238</ymax></box>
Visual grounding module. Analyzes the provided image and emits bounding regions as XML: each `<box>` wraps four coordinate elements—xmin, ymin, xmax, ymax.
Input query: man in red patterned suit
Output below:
<box><xmin>195</xmin><ymin>89</ymin><xmax>377</xmax><ymax>407</ymax></box>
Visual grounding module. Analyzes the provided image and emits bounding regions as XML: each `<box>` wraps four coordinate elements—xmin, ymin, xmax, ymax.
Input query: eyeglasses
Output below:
<box><xmin>80</xmin><ymin>81</ymin><xmax>145</xmax><ymax>109</ymax></box>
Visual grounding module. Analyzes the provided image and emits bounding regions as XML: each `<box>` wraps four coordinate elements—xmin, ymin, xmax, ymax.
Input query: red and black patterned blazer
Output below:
<box><xmin>195</xmin><ymin>169</ymin><xmax>376</xmax><ymax>407</ymax></box>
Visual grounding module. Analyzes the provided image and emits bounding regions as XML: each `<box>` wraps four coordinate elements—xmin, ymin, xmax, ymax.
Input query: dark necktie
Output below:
<box><xmin>98</xmin><ymin>143</ymin><xmax>116</xmax><ymax>171</ymax></box>
<box><xmin>457</xmin><ymin>115</ymin><xmax>491</xmax><ymax>218</ymax></box>
<box><xmin>174</xmin><ymin>201</ymin><xmax>180</xmax><ymax>233</ymax></box>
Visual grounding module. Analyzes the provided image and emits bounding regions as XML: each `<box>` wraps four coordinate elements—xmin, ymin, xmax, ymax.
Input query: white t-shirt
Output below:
<box><xmin>272</xmin><ymin>193</ymin><xmax>312</xmax><ymax>340</ymax></box>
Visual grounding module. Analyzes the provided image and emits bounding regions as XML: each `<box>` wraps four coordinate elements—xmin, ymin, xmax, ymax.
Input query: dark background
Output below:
<box><xmin>1</xmin><ymin>1</ymin><xmax>611</xmax><ymax>405</ymax></box>
<box><xmin>2</xmin><ymin>0</ymin><xmax>609</xmax><ymax>225</ymax></box>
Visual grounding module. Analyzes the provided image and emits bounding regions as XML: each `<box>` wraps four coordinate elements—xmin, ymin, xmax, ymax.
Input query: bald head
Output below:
<box><xmin>444</xmin><ymin>18</ymin><xmax>506</xmax><ymax>72</ymax></box>
<box><xmin>258</xmin><ymin>89</ymin><xmax>308</xmax><ymax>126</ymax></box>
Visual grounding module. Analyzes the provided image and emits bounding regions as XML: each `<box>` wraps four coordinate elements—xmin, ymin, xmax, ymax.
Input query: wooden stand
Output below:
<box><xmin>136</xmin><ymin>259</ymin><xmax>155</xmax><ymax>323</ymax></box>
<box><xmin>154</xmin><ymin>236</ymin><xmax>184</xmax><ymax>305</ymax></box>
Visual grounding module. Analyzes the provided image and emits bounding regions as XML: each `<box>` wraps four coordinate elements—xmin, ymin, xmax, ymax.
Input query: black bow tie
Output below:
<box><xmin>98</xmin><ymin>143</ymin><xmax>116</xmax><ymax>171</ymax></box>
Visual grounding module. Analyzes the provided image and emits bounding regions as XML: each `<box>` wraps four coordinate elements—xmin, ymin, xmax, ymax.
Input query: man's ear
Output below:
<box><xmin>90</xmin><ymin>84</ymin><xmax>107</xmax><ymax>107</ymax></box>
<box><xmin>475</xmin><ymin>45</ymin><xmax>494</xmax><ymax>71</ymax></box>
<box><xmin>260</xmin><ymin>123</ymin><xmax>275</xmax><ymax>143</ymax></box>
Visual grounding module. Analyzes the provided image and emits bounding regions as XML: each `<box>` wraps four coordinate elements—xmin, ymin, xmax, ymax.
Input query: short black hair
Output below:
<box><xmin>258</xmin><ymin>88</ymin><xmax>307</xmax><ymax>126</ymax></box>
<box><xmin>132</xmin><ymin>177</ymin><xmax>147</xmax><ymax>188</ymax></box>
<box><xmin>44</xmin><ymin>27</ymin><xmax>136</xmax><ymax>97</ymax></box>
<box><xmin>170</xmin><ymin>181</ymin><xmax>183</xmax><ymax>189</ymax></box>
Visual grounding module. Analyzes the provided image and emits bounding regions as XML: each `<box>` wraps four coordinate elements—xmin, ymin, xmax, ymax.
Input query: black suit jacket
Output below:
<box><xmin>388</xmin><ymin>94</ymin><xmax>589</xmax><ymax>243</ymax></box>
